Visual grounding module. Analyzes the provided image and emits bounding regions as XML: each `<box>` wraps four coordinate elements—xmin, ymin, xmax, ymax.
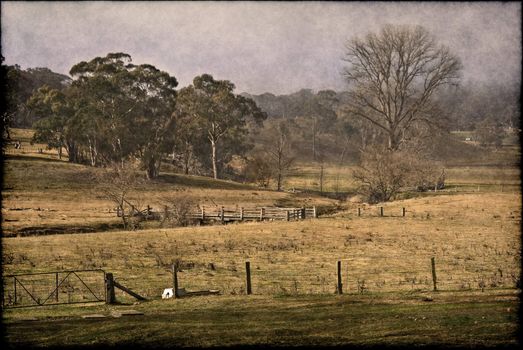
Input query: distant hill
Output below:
<box><xmin>241</xmin><ymin>89</ymin><xmax>350</xmax><ymax>119</ymax></box>
<box><xmin>6</xmin><ymin>65</ymin><xmax>72</xmax><ymax>128</ymax></box>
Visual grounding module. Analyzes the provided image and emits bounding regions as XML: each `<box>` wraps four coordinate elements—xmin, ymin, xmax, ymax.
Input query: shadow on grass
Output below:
<box><xmin>8</xmin><ymin>222</ymin><xmax>124</xmax><ymax>237</ymax></box>
<box><xmin>154</xmin><ymin>173</ymin><xmax>255</xmax><ymax>191</ymax></box>
<box><xmin>3</xmin><ymin>154</ymin><xmax>68</xmax><ymax>163</ymax></box>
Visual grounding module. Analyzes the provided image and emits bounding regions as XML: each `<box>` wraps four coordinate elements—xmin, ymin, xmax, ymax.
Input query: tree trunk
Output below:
<box><xmin>388</xmin><ymin>131</ymin><xmax>399</xmax><ymax>151</ymax></box>
<box><xmin>183</xmin><ymin>141</ymin><xmax>191</xmax><ymax>175</ymax></box>
<box><xmin>211</xmin><ymin>138</ymin><xmax>218</xmax><ymax>179</ymax></box>
<box><xmin>277</xmin><ymin>171</ymin><xmax>282</xmax><ymax>191</ymax></box>
<box><xmin>171</xmin><ymin>146</ymin><xmax>176</xmax><ymax>165</ymax></box>
<box><xmin>66</xmin><ymin>141</ymin><xmax>78</xmax><ymax>163</ymax></box>
<box><xmin>120</xmin><ymin>206</ymin><xmax>129</xmax><ymax>230</ymax></box>
<box><xmin>88</xmin><ymin>137</ymin><xmax>98</xmax><ymax>167</ymax></box>
<box><xmin>146</xmin><ymin>157</ymin><xmax>160</xmax><ymax>180</ymax></box>
<box><xmin>319</xmin><ymin>162</ymin><xmax>324</xmax><ymax>194</ymax></box>
<box><xmin>312</xmin><ymin>117</ymin><xmax>317</xmax><ymax>161</ymax></box>
<box><xmin>339</xmin><ymin>143</ymin><xmax>348</xmax><ymax>164</ymax></box>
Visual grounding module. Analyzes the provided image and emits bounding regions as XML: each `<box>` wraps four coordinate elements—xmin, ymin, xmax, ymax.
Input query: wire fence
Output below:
<box><xmin>342</xmin><ymin>205</ymin><xmax>522</xmax><ymax>220</ymax></box>
<box><xmin>103</xmin><ymin>254</ymin><xmax>520</xmax><ymax>301</ymax></box>
<box><xmin>3</xmin><ymin>254</ymin><xmax>518</xmax><ymax>306</ymax></box>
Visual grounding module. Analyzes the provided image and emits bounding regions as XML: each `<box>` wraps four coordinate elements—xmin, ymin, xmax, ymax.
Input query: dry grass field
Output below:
<box><xmin>3</xmin><ymin>192</ymin><xmax>521</xmax><ymax>297</ymax></box>
<box><xmin>1</xmin><ymin>128</ymin><xmax>521</xmax><ymax>347</ymax></box>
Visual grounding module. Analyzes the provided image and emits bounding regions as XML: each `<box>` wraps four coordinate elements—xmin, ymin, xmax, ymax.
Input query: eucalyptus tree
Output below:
<box><xmin>27</xmin><ymin>85</ymin><xmax>71</xmax><ymax>160</ymax></box>
<box><xmin>2</xmin><ymin>59</ymin><xmax>20</xmax><ymax>142</ymax></box>
<box><xmin>342</xmin><ymin>24</ymin><xmax>462</xmax><ymax>151</ymax></box>
<box><xmin>171</xmin><ymin>99</ymin><xmax>206</xmax><ymax>175</ymax></box>
<box><xmin>69</xmin><ymin>53</ymin><xmax>178</xmax><ymax>178</ymax></box>
<box><xmin>69</xmin><ymin>53</ymin><xmax>139</xmax><ymax>165</ymax></box>
<box><xmin>177</xmin><ymin>74</ymin><xmax>266</xmax><ymax>179</ymax></box>
<box><xmin>126</xmin><ymin>64</ymin><xmax>178</xmax><ymax>179</ymax></box>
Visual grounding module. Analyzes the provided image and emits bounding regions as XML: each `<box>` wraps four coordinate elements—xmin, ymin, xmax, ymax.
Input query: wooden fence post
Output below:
<box><xmin>286</xmin><ymin>210</ymin><xmax>290</xmax><ymax>221</ymax></box>
<box><xmin>431</xmin><ymin>257</ymin><xmax>438</xmax><ymax>291</ymax></box>
<box><xmin>358</xmin><ymin>207</ymin><xmax>361</xmax><ymax>217</ymax></box>
<box><xmin>245</xmin><ymin>261</ymin><xmax>252</xmax><ymax>295</ymax></box>
<box><xmin>313</xmin><ymin>206</ymin><xmax>317</xmax><ymax>218</ymax></box>
<box><xmin>173</xmin><ymin>264</ymin><xmax>179</xmax><ymax>298</ymax></box>
<box><xmin>221</xmin><ymin>206</ymin><xmax>225</xmax><ymax>223</ymax></box>
<box><xmin>260</xmin><ymin>208</ymin><xmax>264</xmax><ymax>221</ymax></box>
<box><xmin>201</xmin><ymin>206</ymin><xmax>205</xmax><ymax>220</ymax></box>
<box><xmin>402</xmin><ymin>207</ymin><xmax>406</xmax><ymax>217</ymax></box>
<box><xmin>337</xmin><ymin>261</ymin><xmax>343</xmax><ymax>294</ymax></box>
<box><xmin>13</xmin><ymin>278</ymin><xmax>17</xmax><ymax>305</ymax></box>
<box><xmin>55</xmin><ymin>272</ymin><xmax>59</xmax><ymax>302</ymax></box>
<box><xmin>240</xmin><ymin>207</ymin><xmax>244</xmax><ymax>221</ymax></box>
<box><xmin>380</xmin><ymin>207</ymin><xmax>384</xmax><ymax>217</ymax></box>
<box><xmin>301</xmin><ymin>208</ymin><xmax>305</xmax><ymax>219</ymax></box>
<box><xmin>105</xmin><ymin>273</ymin><xmax>116</xmax><ymax>304</ymax></box>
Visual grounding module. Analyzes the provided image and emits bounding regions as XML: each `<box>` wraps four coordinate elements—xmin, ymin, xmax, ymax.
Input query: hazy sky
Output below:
<box><xmin>1</xmin><ymin>1</ymin><xmax>521</xmax><ymax>95</ymax></box>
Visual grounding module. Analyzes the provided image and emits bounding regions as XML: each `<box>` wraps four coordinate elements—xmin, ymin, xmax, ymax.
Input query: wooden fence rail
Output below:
<box><xmin>186</xmin><ymin>206</ymin><xmax>316</xmax><ymax>223</ymax></box>
<box><xmin>116</xmin><ymin>205</ymin><xmax>317</xmax><ymax>223</ymax></box>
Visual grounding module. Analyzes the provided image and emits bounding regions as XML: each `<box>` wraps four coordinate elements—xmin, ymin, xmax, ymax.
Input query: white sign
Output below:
<box><xmin>162</xmin><ymin>288</ymin><xmax>174</xmax><ymax>299</ymax></box>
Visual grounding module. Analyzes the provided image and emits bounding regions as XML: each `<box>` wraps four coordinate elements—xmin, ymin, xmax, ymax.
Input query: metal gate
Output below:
<box><xmin>2</xmin><ymin>269</ymin><xmax>106</xmax><ymax>309</ymax></box>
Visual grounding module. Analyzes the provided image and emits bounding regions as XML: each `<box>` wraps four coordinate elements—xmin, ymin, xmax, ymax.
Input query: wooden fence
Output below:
<box><xmin>193</xmin><ymin>206</ymin><xmax>316</xmax><ymax>223</ymax></box>
<box><xmin>117</xmin><ymin>205</ymin><xmax>317</xmax><ymax>223</ymax></box>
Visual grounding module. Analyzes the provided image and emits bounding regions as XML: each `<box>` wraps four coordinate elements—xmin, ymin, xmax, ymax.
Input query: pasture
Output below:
<box><xmin>1</xmin><ymin>128</ymin><xmax>521</xmax><ymax>347</ymax></box>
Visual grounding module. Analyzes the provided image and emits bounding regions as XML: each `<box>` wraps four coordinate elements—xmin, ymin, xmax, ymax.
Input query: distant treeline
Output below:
<box><xmin>2</xmin><ymin>54</ymin><xmax>519</xmax><ymax>182</ymax></box>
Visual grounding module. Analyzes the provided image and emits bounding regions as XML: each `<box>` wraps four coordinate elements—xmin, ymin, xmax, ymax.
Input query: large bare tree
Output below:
<box><xmin>342</xmin><ymin>24</ymin><xmax>462</xmax><ymax>150</ymax></box>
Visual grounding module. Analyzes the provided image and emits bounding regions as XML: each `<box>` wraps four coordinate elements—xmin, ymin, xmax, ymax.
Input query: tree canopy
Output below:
<box><xmin>19</xmin><ymin>54</ymin><xmax>269</xmax><ymax>181</ymax></box>
<box><xmin>342</xmin><ymin>24</ymin><xmax>462</xmax><ymax>151</ymax></box>
<box><xmin>25</xmin><ymin>53</ymin><xmax>179</xmax><ymax>178</ymax></box>
<box><xmin>176</xmin><ymin>74</ymin><xmax>266</xmax><ymax>179</ymax></box>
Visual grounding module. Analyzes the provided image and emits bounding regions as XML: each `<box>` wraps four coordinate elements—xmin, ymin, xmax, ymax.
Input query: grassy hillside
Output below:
<box><xmin>2</xmin><ymin>129</ymin><xmax>339</xmax><ymax>236</ymax></box>
<box><xmin>1</xmin><ymin>128</ymin><xmax>521</xmax><ymax>347</ymax></box>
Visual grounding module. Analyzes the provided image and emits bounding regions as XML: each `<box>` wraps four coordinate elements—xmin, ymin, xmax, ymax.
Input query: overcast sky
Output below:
<box><xmin>1</xmin><ymin>1</ymin><xmax>521</xmax><ymax>95</ymax></box>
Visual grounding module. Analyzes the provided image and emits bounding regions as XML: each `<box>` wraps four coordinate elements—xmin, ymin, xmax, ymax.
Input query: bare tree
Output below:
<box><xmin>265</xmin><ymin>120</ymin><xmax>295</xmax><ymax>191</ymax></box>
<box><xmin>342</xmin><ymin>24</ymin><xmax>462</xmax><ymax>151</ymax></box>
<box><xmin>90</xmin><ymin>162</ymin><xmax>145</xmax><ymax>230</ymax></box>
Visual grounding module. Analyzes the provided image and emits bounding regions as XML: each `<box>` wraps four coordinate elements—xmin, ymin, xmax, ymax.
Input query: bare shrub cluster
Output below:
<box><xmin>88</xmin><ymin>161</ymin><xmax>146</xmax><ymax>230</ymax></box>
<box><xmin>353</xmin><ymin>146</ymin><xmax>445</xmax><ymax>203</ymax></box>
<box><xmin>161</xmin><ymin>189</ymin><xmax>198</xmax><ymax>227</ymax></box>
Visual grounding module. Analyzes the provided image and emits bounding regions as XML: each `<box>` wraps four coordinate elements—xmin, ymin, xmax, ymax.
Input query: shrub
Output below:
<box><xmin>353</xmin><ymin>146</ymin><xmax>445</xmax><ymax>203</ymax></box>
<box><xmin>161</xmin><ymin>189</ymin><xmax>198</xmax><ymax>227</ymax></box>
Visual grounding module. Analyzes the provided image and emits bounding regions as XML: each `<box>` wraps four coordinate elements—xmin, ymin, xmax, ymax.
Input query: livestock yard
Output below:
<box><xmin>1</xmin><ymin>130</ymin><xmax>521</xmax><ymax>347</ymax></box>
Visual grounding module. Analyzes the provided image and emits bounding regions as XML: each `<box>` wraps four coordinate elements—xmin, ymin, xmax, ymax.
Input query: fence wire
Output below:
<box><xmin>106</xmin><ymin>254</ymin><xmax>520</xmax><ymax>300</ymax></box>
